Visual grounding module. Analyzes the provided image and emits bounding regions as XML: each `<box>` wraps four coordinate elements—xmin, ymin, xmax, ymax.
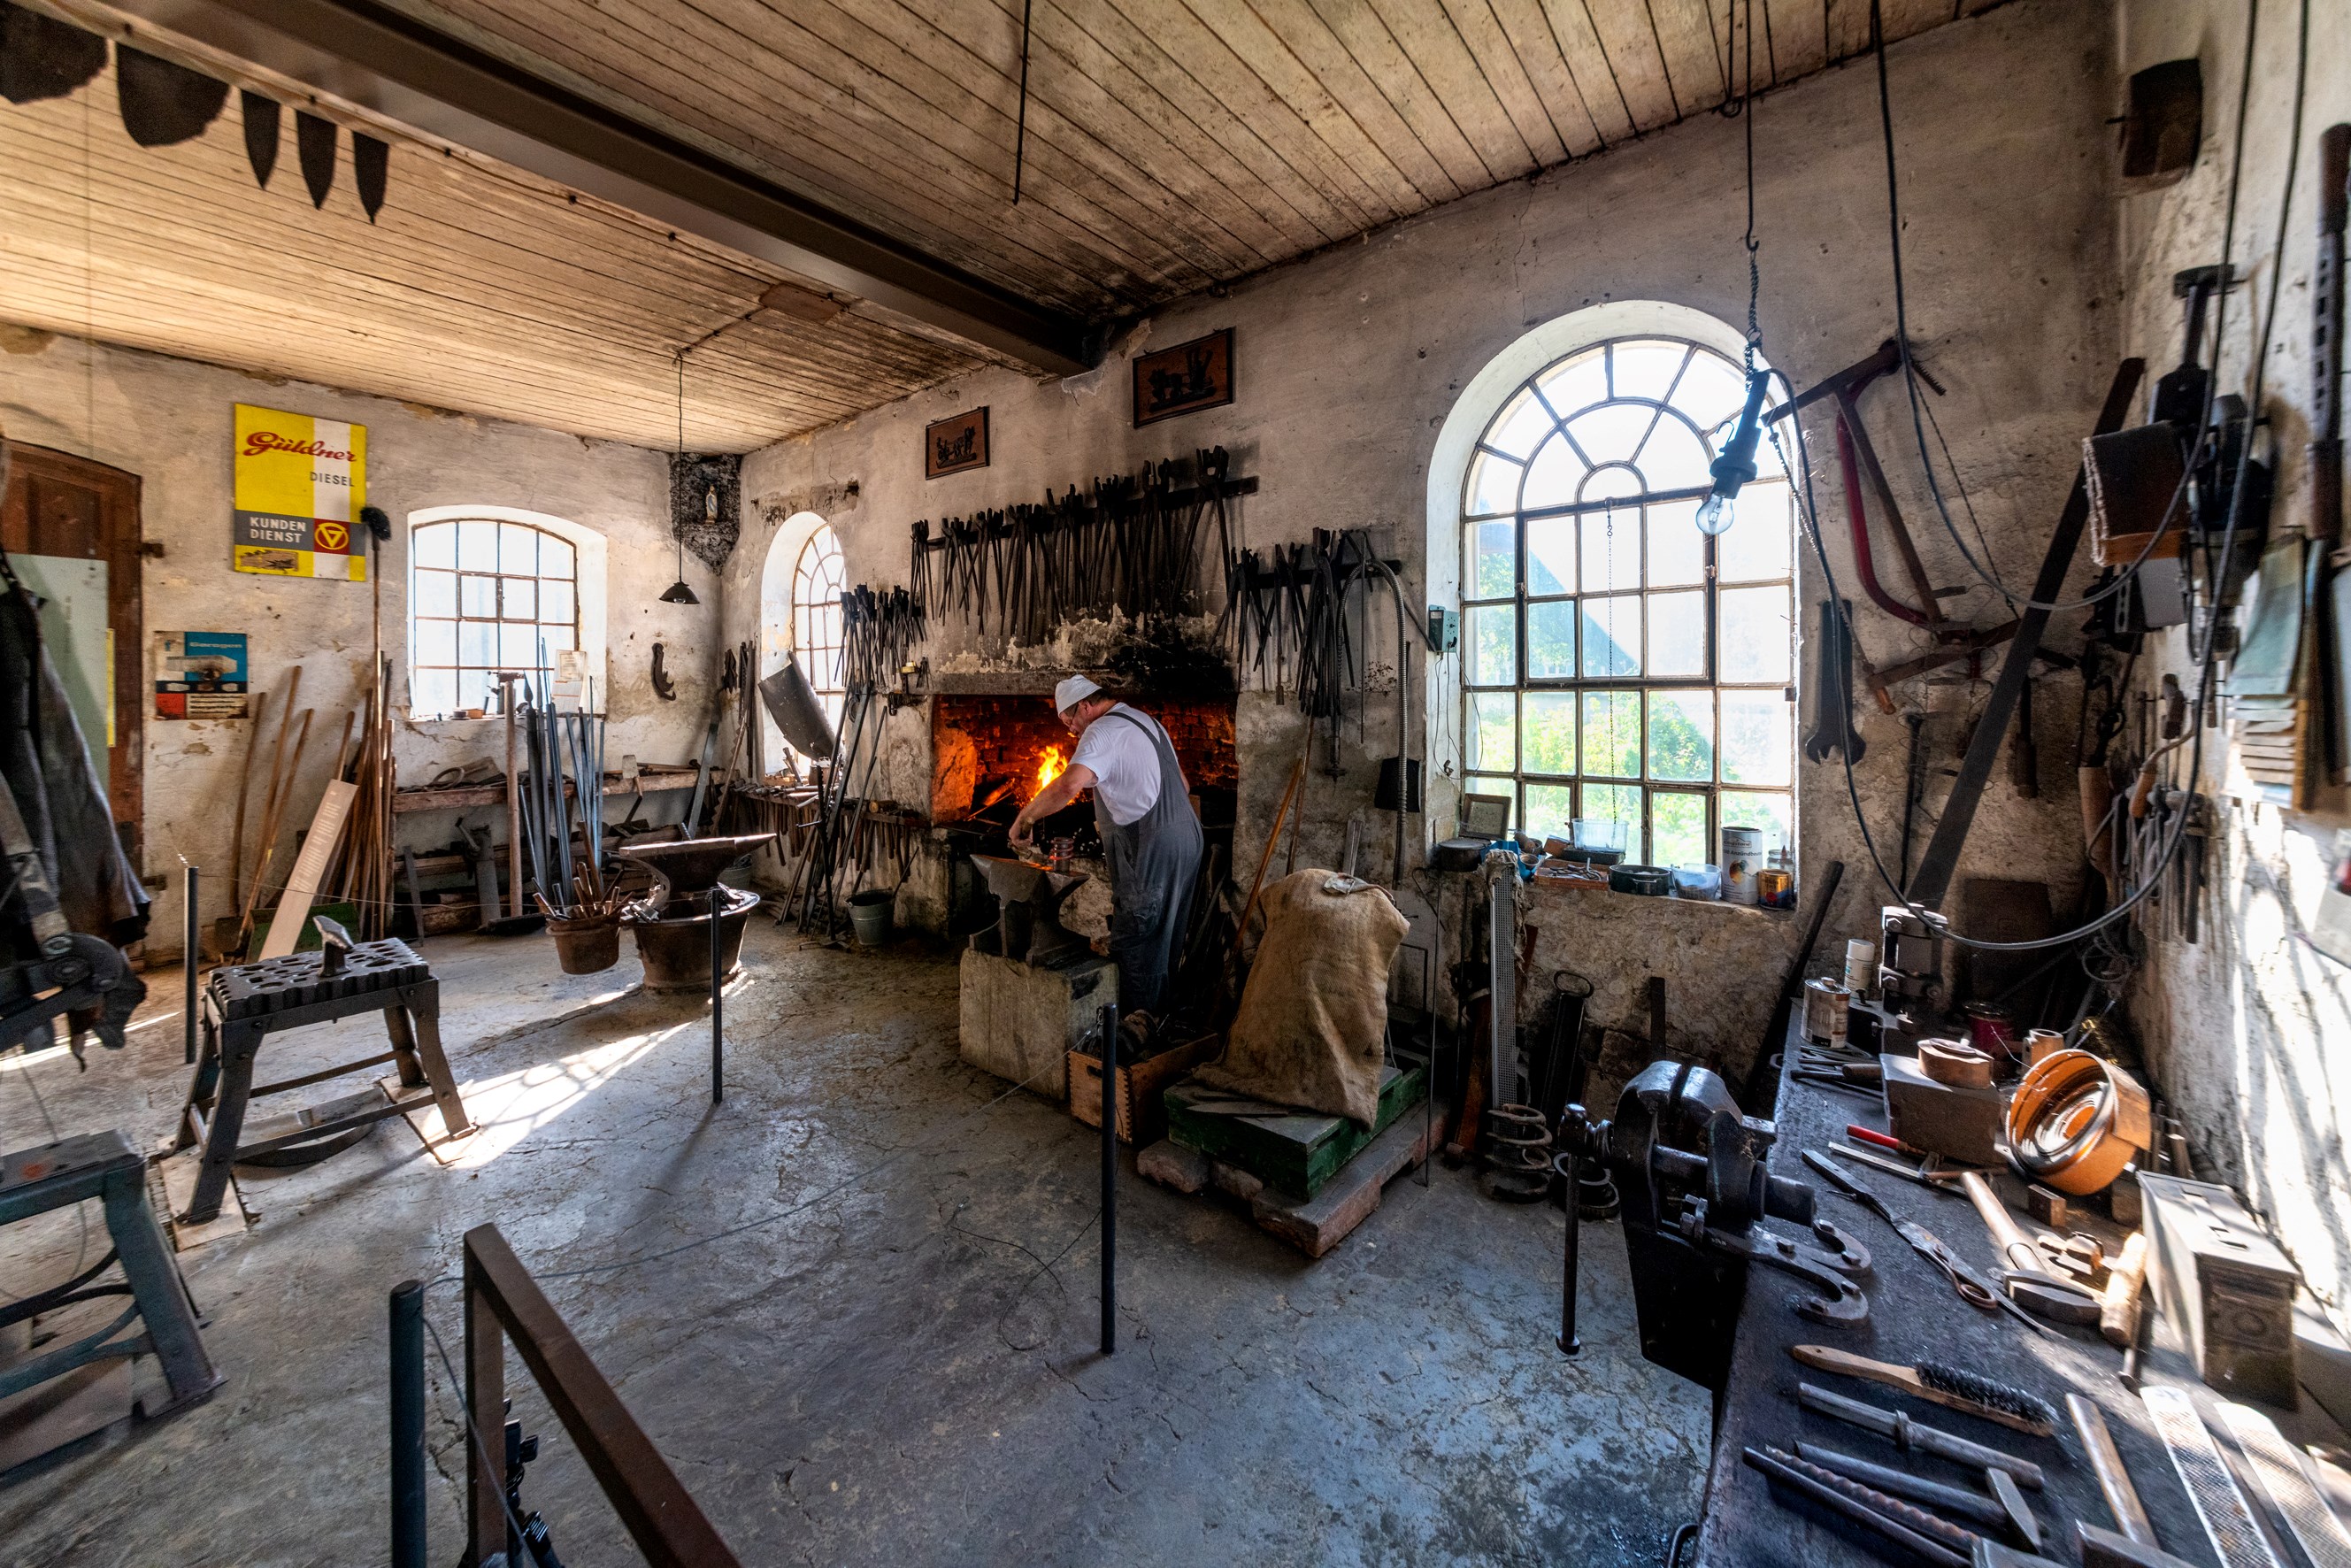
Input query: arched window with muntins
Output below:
<box><xmin>792</xmin><ymin>525</ymin><xmax>846</xmax><ymax>734</ymax></box>
<box><xmin>409</xmin><ymin>517</ymin><xmax>580</xmax><ymax>719</ymax></box>
<box><xmin>1458</xmin><ymin>335</ymin><xmax>1796</xmax><ymax>867</ymax></box>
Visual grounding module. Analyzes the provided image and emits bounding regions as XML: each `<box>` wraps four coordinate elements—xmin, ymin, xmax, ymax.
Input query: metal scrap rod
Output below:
<box><xmin>1100</xmin><ymin>1001</ymin><xmax>1118</xmax><ymax>1356</ymax></box>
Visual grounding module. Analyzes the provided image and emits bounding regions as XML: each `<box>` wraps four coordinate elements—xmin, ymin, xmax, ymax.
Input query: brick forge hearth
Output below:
<box><xmin>930</xmin><ymin>695</ymin><xmax>1238</xmax><ymax>826</ymax></box>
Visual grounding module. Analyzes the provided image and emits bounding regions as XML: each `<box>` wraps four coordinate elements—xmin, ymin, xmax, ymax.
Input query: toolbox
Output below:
<box><xmin>2140</xmin><ymin>1172</ymin><xmax>2301</xmax><ymax>1406</ymax></box>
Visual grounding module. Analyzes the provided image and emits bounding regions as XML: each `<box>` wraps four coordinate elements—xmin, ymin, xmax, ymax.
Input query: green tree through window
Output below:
<box><xmin>1458</xmin><ymin>335</ymin><xmax>1795</xmax><ymax>869</ymax></box>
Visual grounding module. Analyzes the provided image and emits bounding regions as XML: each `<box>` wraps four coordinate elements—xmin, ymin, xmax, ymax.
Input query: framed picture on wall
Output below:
<box><xmin>926</xmin><ymin>407</ymin><xmax>989</xmax><ymax>479</ymax></box>
<box><xmin>1133</xmin><ymin>328</ymin><xmax>1233</xmax><ymax>427</ymax></box>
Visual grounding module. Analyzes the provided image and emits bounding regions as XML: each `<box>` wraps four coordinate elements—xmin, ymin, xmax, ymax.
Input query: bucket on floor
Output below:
<box><xmin>849</xmin><ymin>888</ymin><xmax>895</xmax><ymax>948</ymax></box>
<box><xmin>546</xmin><ymin>912</ymin><xmax>621</xmax><ymax>974</ymax></box>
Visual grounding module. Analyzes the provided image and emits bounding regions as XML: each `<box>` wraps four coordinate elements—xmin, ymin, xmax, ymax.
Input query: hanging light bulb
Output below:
<box><xmin>660</xmin><ymin>530</ymin><xmax>699</xmax><ymax>605</ymax></box>
<box><xmin>1696</xmin><ymin>367</ymin><xmax>1773</xmax><ymax>536</ymax></box>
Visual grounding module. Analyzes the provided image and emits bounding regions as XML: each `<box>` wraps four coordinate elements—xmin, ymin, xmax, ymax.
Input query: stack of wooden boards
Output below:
<box><xmin>1133</xmin><ymin>1064</ymin><xmax>1433</xmax><ymax>1257</ymax></box>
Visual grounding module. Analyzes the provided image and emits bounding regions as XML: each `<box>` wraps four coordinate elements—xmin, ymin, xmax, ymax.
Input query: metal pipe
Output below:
<box><xmin>183</xmin><ymin>864</ymin><xmax>200</xmax><ymax>1065</ymax></box>
<box><xmin>1099</xmin><ymin>1001</ymin><xmax>1118</xmax><ymax>1356</ymax></box>
<box><xmin>390</xmin><ymin>1278</ymin><xmax>427</xmax><ymax>1568</ymax></box>
<box><xmin>1557</xmin><ymin>1146</ymin><xmax>1582</xmax><ymax>1356</ymax></box>
<box><xmin>710</xmin><ymin>884</ymin><xmax>725</xmax><ymax>1104</ymax></box>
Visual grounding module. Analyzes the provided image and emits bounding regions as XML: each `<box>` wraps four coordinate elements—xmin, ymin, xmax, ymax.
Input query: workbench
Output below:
<box><xmin>1695</xmin><ymin>1023</ymin><xmax>2350</xmax><ymax>1566</ymax></box>
<box><xmin>390</xmin><ymin>763</ymin><xmax>702</xmax><ymax>813</ymax></box>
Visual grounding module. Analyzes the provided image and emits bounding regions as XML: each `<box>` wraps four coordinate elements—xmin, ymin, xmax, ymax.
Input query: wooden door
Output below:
<box><xmin>2</xmin><ymin>442</ymin><xmax>144</xmax><ymax>865</ymax></box>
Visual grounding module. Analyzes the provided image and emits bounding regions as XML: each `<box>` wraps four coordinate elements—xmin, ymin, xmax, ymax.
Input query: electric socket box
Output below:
<box><xmin>2140</xmin><ymin>1172</ymin><xmax>2299</xmax><ymax>1407</ymax></box>
<box><xmin>1426</xmin><ymin>606</ymin><xmax>1459</xmax><ymax>652</ymax></box>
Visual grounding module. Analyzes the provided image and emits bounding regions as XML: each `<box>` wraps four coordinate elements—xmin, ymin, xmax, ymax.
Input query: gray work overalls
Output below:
<box><xmin>1092</xmin><ymin>708</ymin><xmax>1202</xmax><ymax>1016</ymax></box>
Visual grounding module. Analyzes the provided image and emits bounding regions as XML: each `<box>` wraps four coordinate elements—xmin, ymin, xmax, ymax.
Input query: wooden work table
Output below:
<box><xmin>391</xmin><ymin>763</ymin><xmax>702</xmax><ymax>813</ymax></box>
<box><xmin>1694</xmin><ymin>1021</ymin><xmax>2349</xmax><ymax>1566</ymax></box>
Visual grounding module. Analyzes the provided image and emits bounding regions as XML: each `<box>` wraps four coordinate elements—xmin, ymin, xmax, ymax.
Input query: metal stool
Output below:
<box><xmin>1</xmin><ymin>1130</ymin><xmax>221</xmax><ymax>1412</ymax></box>
<box><xmin>174</xmin><ymin>923</ymin><xmax>470</xmax><ymax>1225</ymax></box>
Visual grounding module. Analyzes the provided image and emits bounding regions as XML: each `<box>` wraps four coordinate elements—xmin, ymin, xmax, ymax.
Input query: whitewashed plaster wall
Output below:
<box><xmin>2116</xmin><ymin>0</ymin><xmax>2351</xmax><ymax>1322</ymax></box>
<box><xmin>0</xmin><ymin>333</ymin><xmax>719</xmax><ymax>957</ymax></box>
<box><xmin>730</xmin><ymin>0</ymin><xmax>2120</xmax><ymax>1080</ymax></box>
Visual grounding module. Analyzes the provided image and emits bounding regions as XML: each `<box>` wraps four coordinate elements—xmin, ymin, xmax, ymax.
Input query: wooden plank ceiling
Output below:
<box><xmin>0</xmin><ymin>57</ymin><xmax>987</xmax><ymax>452</ymax></box>
<box><xmin>403</xmin><ymin>0</ymin><xmax>1996</xmax><ymax>319</ymax></box>
<box><xmin>1</xmin><ymin>0</ymin><xmax>1992</xmax><ymax>450</ymax></box>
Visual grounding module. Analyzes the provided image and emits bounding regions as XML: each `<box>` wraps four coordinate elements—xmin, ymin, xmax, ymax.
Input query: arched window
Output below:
<box><xmin>1459</xmin><ymin>334</ymin><xmax>1794</xmax><ymax>867</ymax></box>
<box><xmin>792</xmin><ymin>525</ymin><xmax>846</xmax><ymax>734</ymax></box>
<box><xmin>409</xmin><ymin>516</ymin><xmax>581</xmax><ymax>719</ymax></box>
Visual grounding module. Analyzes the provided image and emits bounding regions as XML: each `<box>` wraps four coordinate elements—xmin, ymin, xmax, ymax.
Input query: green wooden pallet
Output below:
<box><xmin>1165</xmin><ymin>1065</ymin><xmax>1426</xmax><ymax>1201</ymax></box>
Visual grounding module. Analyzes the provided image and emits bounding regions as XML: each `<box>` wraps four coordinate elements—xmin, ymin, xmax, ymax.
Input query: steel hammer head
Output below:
<box><xmin>1986</xmin><ymin>1466</ymin><xmax>2041</xmax><ymax>1551</ymax></box>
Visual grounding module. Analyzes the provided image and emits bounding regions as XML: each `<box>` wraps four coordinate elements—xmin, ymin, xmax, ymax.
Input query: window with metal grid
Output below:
<box><xmin>792</xmin><ymin>525</ymin><xmax>847</xmax><ymax>735</ymax></box>
<box><xmin>1458</xmin><ymin>335</ymin><xmax>1796</xmax><ymax>867</ymax></box>
<box><xmin>408</xmin><ymin>518</ymin><xmax>579</xmax><ymax>719</ymax></box>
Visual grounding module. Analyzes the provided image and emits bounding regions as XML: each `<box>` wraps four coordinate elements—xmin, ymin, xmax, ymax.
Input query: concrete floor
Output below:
<box><xmin>1</xmin><ymin>923</ymin><xmax>1709</xmax><ymax>1566</ymax></box>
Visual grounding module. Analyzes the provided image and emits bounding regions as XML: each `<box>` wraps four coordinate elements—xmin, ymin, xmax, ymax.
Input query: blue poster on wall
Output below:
<box><xmin>155</xmin><ymin>630</ymin><xmax>250</xmax><ymax>719</ymax></box>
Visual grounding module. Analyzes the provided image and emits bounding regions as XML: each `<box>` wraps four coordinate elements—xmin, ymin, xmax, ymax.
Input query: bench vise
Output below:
<box><xmin>1557</xmin><ymin>1058</ymin><xmax>1870</xmax><ymax>1392</ymax></box>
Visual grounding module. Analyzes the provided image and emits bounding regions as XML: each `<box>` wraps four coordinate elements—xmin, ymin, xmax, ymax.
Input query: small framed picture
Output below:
<box><xmin>925</xmin><ymin>407</ymin><xmax>989</xmax><ymax>479</ymax></box>
<box><xmin>1133</xmin><ymin>327</ymin><xmax>1233</xmax><ymax>427</ymax></box>
<box><xmin>1460</xmin><ymin>793</ymin><xmax>1511</xmax><ymax>840</ymax></box>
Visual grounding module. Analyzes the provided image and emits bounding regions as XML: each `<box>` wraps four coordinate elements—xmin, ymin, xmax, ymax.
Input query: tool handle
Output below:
<box><xmin>2099</xmin><ymin>1232</ymin><xmax>2149</xmax><ymax>1349</ymax></box>
<box><xmin>2067</xmin><ymin>1395</ymin><xmax>2155</xmax><ymax>1547</ymax></box>
<box><xmin>1793</xmin><ymin>1443</ymin><xmax>2009</xmax><ymax>1530</ymax></box>
<box><xmin>1847</xmin><ymin>1125</ymin><xmax>1905</xmax><ymax>1151</ymax></box>
<box><xmin>1743</xmin><ymin>1448</ymin><xmax>1971</xmax><ymax>1568</ymax></box>
<box><xmin>1961</xmin><ymin>1171</ymin><xmax>2046</xmax><ymax>1275</ymax></box>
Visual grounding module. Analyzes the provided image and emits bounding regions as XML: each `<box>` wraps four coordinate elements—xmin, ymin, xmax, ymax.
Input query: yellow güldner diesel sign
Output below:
<box><xmin>232</xmin><ymin>403</ymin><xmax>367</xmax><ymax>580</ymax></box>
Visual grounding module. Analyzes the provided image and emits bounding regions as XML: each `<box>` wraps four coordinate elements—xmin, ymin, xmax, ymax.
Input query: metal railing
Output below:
<box><xmin>389</xmin><ymin>1224</ymin><xmax>741</xmax><ymax>1567</ymax></box>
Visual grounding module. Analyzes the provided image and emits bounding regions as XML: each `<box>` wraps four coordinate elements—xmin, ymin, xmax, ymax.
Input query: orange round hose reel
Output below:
<box><xmin>2005</xmin><ymin>1048</ymin><xmax>2153</xmax><ymax>1195</ymax></box>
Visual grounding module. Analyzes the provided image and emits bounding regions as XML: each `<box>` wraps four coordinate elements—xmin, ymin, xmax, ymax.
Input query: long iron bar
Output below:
<box><xmin>389</xmin><ymin>1279</ymin><xmax>427</xmax><ymax>1568</ymax></box>
<box><xmin>1099</xmin><ymin>1001</ymin><xmax>1118</xmax><ymax>1356</ymax></box>
<box><xmin>710</xmin><ymin>884</ymin><xmax>725</xmax><ymax>1104</ymax></box>
<box><xmin>183</xmin><ymin>864</ymin><xmax>199</xmax><ymax>1065</ymax></box>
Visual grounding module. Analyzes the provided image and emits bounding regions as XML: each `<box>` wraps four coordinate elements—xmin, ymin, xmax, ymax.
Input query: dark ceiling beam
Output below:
<box><xmin>101</xmin><ymin>0</ymin><xmax>1097</xmax><ymax>375</ymax></box>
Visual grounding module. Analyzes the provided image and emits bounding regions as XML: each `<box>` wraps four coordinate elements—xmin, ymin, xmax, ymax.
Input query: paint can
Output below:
<box><xmin>1803</xmin><ymin>977</ymin><xmax>1852</xmax><ymax>1045</ymax></box>
<box><xmin>1721</xmin><ymin>825</ymin><xmax>1765</xmax><ymax>906</ymax></box>
<box><xmin>1843</xmin><ymin>938</ymin><xmax>1878</xmax><ymax>998</ymax></box>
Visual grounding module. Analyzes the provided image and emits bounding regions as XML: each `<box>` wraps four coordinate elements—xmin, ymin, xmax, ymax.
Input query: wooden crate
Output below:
<box><xmin>1069</xmin><ymin>1034</ymin><xmax>1218</xmax><ymax>1146</ymax></box>
<box><xmin>1166</xmin><ymin>1065</ymin><xmax>1426</xmax><ymax>1201</ymax></box>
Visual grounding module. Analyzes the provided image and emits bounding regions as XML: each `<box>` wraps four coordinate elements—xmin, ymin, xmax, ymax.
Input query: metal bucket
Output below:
<box><xmin>848</xmin><ymin>888</ymin><xmax>894</xmax><ymax>948</ymax></box>
<box><xmin>546</xmin><ymin>912</ymin><xmax>621</xmax><ymax>975</ymax></box>
<box><xmin>625</xmin><ymin>885</ymin><xmax>760</xmax><ymax>993</ymax></box>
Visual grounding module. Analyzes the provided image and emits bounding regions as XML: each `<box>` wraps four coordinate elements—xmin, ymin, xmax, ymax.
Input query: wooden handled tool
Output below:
<box><xmin>1792</xmin><ymin>1345</ymin><xmax>2058</xmax><ymax>1436</ymax></box>
<box><xmin>2100</xmin><ymin>1232</ymin><xmax>2150</xmax><ymax>1349</ymax></box>
<box><xmin>2066</xmin><ymin>1394</ymin><xmax>2155</xmax><ymax>1547</ymax></box>
<box><xmin>1958</xmin><ymin>1170</ymin><xmax>2102</xmax><ymax>1324</ymax></box>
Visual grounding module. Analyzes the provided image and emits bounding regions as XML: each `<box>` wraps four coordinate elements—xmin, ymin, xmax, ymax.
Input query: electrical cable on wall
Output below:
<box><xmin>1740</xmin><ymin>0</ymin><xmax>2302</xmax><ymax>952</ymax></box>
<box><xmin>1865</xmin><ymin>0</ymin><xmax>2242</xmax><ymax>613</ymax></box>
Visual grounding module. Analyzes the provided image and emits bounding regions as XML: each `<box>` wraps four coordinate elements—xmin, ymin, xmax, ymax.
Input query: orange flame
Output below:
<box><xmin>1034</xmin><ymin>746</ymin><xmax>1066</xmax><ymax>796</ymax></box>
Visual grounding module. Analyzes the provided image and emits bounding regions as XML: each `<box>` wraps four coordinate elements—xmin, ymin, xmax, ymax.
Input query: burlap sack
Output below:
<box><xmin>1195</xmin><ymin>870</ymin><xmax>1408</xmax><ymax>1126</ymax></box>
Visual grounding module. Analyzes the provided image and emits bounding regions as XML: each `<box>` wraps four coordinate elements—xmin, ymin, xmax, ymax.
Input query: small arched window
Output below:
<box><xmin>409</xmin><ymin>517</ymin><xmax>580</xmax><ymax>718</ymax></box>
<box><xmin>792</xmin><ymin>525</ymin><xmax>846</xmax><ymax>734</ymax></box>
<box><xmin>1459</xmin><ymin>335</ymin><xmax>1795</xmax><ymax>866</ymax></box>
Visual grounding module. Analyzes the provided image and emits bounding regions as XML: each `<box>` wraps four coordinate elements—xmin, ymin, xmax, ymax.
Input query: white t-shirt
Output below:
<box><xmin>1072</xmin><ymin>704</ymin><xmax>1171</xmax><ymax>826</ymax></box>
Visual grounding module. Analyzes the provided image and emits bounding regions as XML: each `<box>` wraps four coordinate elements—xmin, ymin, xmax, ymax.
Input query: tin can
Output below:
<box><xmin>1803</xmin><ymin>977</ymin><xmax>1852</xmax><ymax>1044</ymax></box>
<box><xmin>1721</xmin><ymin>826</ymin><xmax>1765</xmax><ymax>906</ymax></box>
<box><xmin>1843</xmin><ymin>939</ymin><xmax>1878</xmax><ymax>997</ymax></box>
<box><xmin>1963</xmin><ymin>1002</ymin><xmax>2019</xmax><ymax>1061</ymax></box>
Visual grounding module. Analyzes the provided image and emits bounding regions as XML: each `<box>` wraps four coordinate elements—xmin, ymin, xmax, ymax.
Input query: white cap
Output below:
<box><xmin>1054</xmin><ymin>674</ymin><xmax>1102</xmax><ymax>714</ymax></box>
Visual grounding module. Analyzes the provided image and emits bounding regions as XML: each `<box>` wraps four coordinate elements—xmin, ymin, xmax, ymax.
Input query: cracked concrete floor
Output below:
<box><xmin>1</xmin><ymin>923</ymin><xmax>1709</xmax><ymax>1565</ymax></box>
